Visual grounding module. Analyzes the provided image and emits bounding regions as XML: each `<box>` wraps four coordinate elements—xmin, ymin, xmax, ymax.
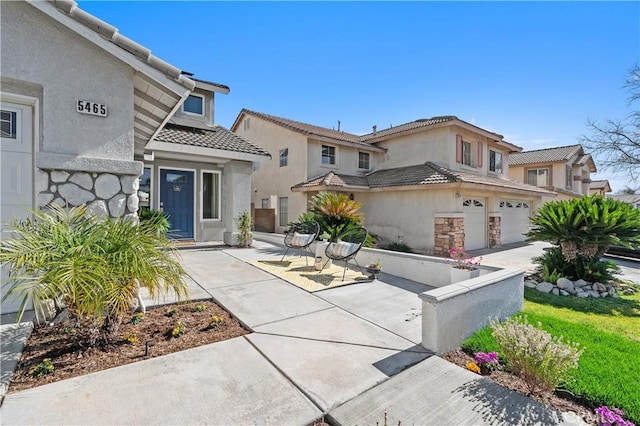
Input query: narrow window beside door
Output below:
<box><xmin>202</xmin><ymin>171</ymin><xmax>221</xmax><ymax>220</ymax></box>
<box><xmin>278</xmin><ymin>197</ymin><xmax>288</xmax><ymax>226</ymax></box>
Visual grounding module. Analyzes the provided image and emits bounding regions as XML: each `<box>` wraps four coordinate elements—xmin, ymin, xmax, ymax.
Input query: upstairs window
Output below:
<box><xmin>527</xmin><ymin>168</ymin><xmax>549</xmax><ymax>187</ymax></box>
<box><xmin>462</xmin><ymin>141</ymin><xmax>472</xmax><ymax>166</ymax></box>
<box><xmin>489</xmin><ymin>150</ymin><xmax>503</xmax><ymax>174</ymax></box>
<box><xmin>358</xmin><ymin>152</ymin><xmax>370</xmax><ymax>170</ymax></box>
<box><xmin>322</xmin><ymin>145</ymin><xmax>336</xmax><ymax>165</ymax></box>
<box><xmin>182</xmin><ymin>94</ymin><xmax>204</xmax><ymax>115</ymax></box>
<box><xmin>279</xmin><ymin>148</ymin><xmax>288</xmax><ymax>167</ymax></box>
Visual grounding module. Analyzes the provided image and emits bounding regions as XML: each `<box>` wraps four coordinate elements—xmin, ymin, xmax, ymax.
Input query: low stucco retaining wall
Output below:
<box><xmin>254</xmin><ymin>232</ymin><xmax>524</xmax><ymax>354</ymax></box>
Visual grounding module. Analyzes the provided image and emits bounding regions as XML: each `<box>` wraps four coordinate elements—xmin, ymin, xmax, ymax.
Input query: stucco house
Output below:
<box><xmin>1</xmin><ymin>0</ymin><xmax>269</xmax><ymax>312</ymax></box>
<box><xmin>232</xmin><ymin>109</ymin><xmax>554</xmax><ymax>254</ymax></box>
<box><xmin>607</xmin><ymin>194</ymin><xmax>640</xmax><ymax>209</ymax></box>
<box><xmin>590</xmin><ymin>180</ymin><xmax>612</xmax><ymax>196</ymax></box>
<box><xmin>507</xmin><ymin>144</ymin><xmax>596</xmax><ymax>202</ymax></box>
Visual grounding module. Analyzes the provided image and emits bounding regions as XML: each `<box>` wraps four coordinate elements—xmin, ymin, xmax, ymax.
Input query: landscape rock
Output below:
<box><xmin>574</xmin><ymin>279</ymin><xmax>588</xmax><ymax>288</ymax></box>
<box><xmin>592</xmin><ymin>282</ymin><xmax>607</xmax><ymax>293</ymax></box>
<box><xmin>536</xmin><ymin>281</ymin><xmax>554</xmax><ymax>294</ymax></box>
<box><xmin>565</xmin><ymin>286</ymin><xmax>577</xmax><ymax>295</ymax></box>
<box><xmin>557</xmin><ymin>277</ymin><xmax>574</xmax><ymax>290</ymax></box>
<box><xmin>560</xmin><ymin>290</ymin><xmax>569</xmax><ymax>296</ymax></box>
<box><xmin>608</xmin><ymin>288</ymin><xmax>616</xmax><ymax>296</ymax></box>
<box><xmin>588</xmin><ymin>290</ymin><xmax>600</xmax><ymax>298</ymax></box>
<box><xmin>552</xmin><ymin>288</ymin><xmax>560</xmax><ymax>296</ymax></box>
<box><xmin>576</xmin><ymin>291</ymin><xmax>589</xmax><ymax>298</ymax></box>
<box><xmin>524</xmin><ymin>280</ymin><xmax>537</xmax><ymax>288</ymax></box>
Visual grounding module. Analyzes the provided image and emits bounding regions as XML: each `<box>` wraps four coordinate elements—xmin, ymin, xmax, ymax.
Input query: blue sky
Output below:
<box><xmin>79</xmin><ymin>1</ymin><xmax>640</xmax><ymax>192</ymax></box>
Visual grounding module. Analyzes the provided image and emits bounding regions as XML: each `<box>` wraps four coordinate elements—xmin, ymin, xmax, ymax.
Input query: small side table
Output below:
<box><xmin>314</xmin><ymin>241</ymin><xmax>332</xmax><ymax>270</ymax></box>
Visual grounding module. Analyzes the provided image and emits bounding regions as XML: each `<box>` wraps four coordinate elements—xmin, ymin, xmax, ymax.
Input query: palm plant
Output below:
<box><xmin>308</xmin><ymin>192</ymin><xmax>364</xmax><ymax>242</ymax></box>
<box><xmin>0</xmin><ymin>204</ymin><xmax>188</xmax><ymax>345</ymax></box>
<box><xmin>527</xmin><ymin>195</ymin><xmax>640</xmax><ymax>281</ymax></box>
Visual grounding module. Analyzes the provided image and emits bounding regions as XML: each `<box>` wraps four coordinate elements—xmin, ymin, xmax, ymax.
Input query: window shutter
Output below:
<box><xmin>456</xmin><ymin>135</ymin><xmax>463</xmax><ymax>163</ymax></box>
<box><xmin>477</xmin><ymin>142</ymin><xmax>483</xmax><ymax>168</ymax></box>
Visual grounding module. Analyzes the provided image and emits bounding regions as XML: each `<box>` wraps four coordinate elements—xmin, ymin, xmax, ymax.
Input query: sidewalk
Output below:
<box><xmin>0</xmin><ymin>240</ymin><xmax>585</xmax><ymax>425</ymax></box>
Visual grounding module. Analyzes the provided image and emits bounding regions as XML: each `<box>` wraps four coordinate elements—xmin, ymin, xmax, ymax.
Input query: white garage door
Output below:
<box><xmin>1</xmin><ymin>100</ymin><xmax>34</xmax><ymax>313</ymax></box>
<box><xmin>463</xmin><ymin>198</ymin><xmax>486</xmax><ymax>250</ymax></box>
<box><xmin>500</xmin><ymin>200</ymin><xmax>531</xmax><ymax>244</ymax></box>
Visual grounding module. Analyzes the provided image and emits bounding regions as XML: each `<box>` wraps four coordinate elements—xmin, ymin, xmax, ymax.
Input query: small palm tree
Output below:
<box><xmin>0</xmin><ymin>204</ymin><xmax>188</xmax><ymax>345</ymax></box>
<box><xmin>308</xmin><ymin>192</ymin><xmax>364</xmax><ymax>242</ymax></box>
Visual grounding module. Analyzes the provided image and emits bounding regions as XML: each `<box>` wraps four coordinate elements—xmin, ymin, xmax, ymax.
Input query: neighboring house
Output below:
<box><xmin>507</xmin><ymin>144</ymin><xmax>596</xmax><ymax>202</ymax></box>
<box><xmin>232</xmin><ymin>109</ymin><xmax>554</xmax><ymax>254</ymax></box>
<box><xmin>608</xmin><ymin>194</ymin><xmax>640</xmax><ymax>209</ymax></box>
<box><xmin>590</xmin><ymin>180</ymin><xmax>612</xmax><ymax>196</ymax></box>
<box><xmin>0</xmin><ymin>0</ymin><xmax>269</xmax><ymax>313</ymax></box>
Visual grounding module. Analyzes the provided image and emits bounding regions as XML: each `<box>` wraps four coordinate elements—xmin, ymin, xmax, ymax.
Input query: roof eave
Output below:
<box><xmin>145</xmin><ymin>140</ymin><xmax>271</xmax><ymax>162</ymax></box>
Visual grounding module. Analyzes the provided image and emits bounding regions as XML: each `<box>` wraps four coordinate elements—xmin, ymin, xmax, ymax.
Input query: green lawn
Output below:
<box><xmin>463</xmin><ymin>287</ymin><xmax>640</xmax><ymax>424</ymax></box>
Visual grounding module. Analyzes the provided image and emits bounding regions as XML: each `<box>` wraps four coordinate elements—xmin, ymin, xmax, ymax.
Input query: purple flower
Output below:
<box><xmin>475</xmin><ymin>351</ymin><xmax>499</xmax><ymax>366</ymax></box>
<box><xmin>595</xmin><ymin>406</ymin><xmax>635</xmax><ymax>426</ymax></box>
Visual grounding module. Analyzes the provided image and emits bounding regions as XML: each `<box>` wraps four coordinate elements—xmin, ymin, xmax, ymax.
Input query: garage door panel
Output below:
<box><xmin>463</xmin><ymin>198</ymin><xmax>486</xmax><ymax>250</ymax></box>
<box><xmin>500</xmin><ymin>200</ymin><xmax>530</xmax><ymax>244</ymax></box>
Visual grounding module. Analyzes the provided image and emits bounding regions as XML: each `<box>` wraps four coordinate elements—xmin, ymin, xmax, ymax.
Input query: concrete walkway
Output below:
<box><xmin>1</xmin><ymin>240</ymin><xmax>588</xmax><ymax>425</ymax></box>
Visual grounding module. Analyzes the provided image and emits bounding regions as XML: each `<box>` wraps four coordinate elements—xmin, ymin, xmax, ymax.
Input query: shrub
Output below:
<box><xmin>123</xmin><ymin>330</ymin><xmax>137</xmax><ymax>344</ymax></box>
<box><xmin>534</xmin><ymin>247</ymin><xmax>621</xmax><ymax>282</ymax></box>
<box><xmin>171</xmin><ymin>321</ymin><xmax>185</xmax><ymax>337</ymax></box>
<box><xmin>138</xmin><ymin>208</ymin><xmax>170</xmax><ymax>234</ymax></box>
<box><xmin>194</xmin><ymin>303</ymin><xmax>206</xmax><ymax>312</ymax></box>
<box><xmin>130</xmin><ymin>312</ymin><xmax>144</xmax><ymax>325</ymax></box>
<box><xmin>0</xmin><ymin>204</ymin><xmax>188</xmax><ymax>345</ymax></box>
<box><xmin>382</xmin><ymin>242</ymin><xmax>413</xmax><ymax>253</ymax></box>
<box><xmin>527</xmin><ymin>195</ymin><xmax>640</xmax><ymax>281</ymax></box>
<box><xmin>209</xmin><ymin>315</ymin><xmax>224</xmax><ymax>329</ymax></box>
<box><xmin>235</xmin><ymin>209</ymin><xmax>252</xmax><ymax>247</ymax></box>
<box><xmin>491</xmin><ymin>315</ymin><xmax>584</xmax><ymax>396</ymax></box>
<box><xmin>307</xmin><ymin>192</ymin><xmax>364</xmax><ymax>242</ymax></box>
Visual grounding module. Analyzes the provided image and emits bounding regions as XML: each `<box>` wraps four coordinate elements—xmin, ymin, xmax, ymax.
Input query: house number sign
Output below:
<box><xmin>77</xmin><ymin>100</ymin><xmax>107</xmax><ymax>117</ymax></box>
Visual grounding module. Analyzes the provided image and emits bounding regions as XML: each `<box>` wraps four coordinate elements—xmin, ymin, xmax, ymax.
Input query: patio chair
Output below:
<box><xmin>324</xmin><ymin>227</ymin><xmax>368</xmax><ymax>281</ymax></box>
<box><xmin>280</xmin><ymin>221</ymin><xmax>321</xmax><ymax>265</ymax></box>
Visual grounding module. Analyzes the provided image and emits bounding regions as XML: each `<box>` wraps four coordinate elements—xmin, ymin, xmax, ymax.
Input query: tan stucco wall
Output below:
<box><xmin>170</xmin><ymin>86</ymin><xmax>214</xmax><ymax>128</ymax></box>
<box><xmin>375</xmin><ymin>127</ymin><xmax>451</xmax><ymax>169</ymax></box>
<box><xmin>235</xmin><ymin>116</ymin><xmax>309</xmax><ymax>231</ymax></box>
<box><xmin>306</xmin><ymin>139</ymin><xmax>377</xmax><ymax>177</ymax></box>
<box><xmin>1</xmin><ymin>1</ymin><xmax>135</xmax><ymax>160</ymax></box>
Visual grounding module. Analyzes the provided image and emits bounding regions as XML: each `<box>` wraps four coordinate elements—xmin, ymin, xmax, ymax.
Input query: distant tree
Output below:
<box><xmin>617</xmin><ymin>186</ymin><xmax>637</xmax><ymax>195</ymax></box>
<box><xmin>581</xmin><ymin>64</ymin><xmax>640</xmax><ymax>185</ymax></box>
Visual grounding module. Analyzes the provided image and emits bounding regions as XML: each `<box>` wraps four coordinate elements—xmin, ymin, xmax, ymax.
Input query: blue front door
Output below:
<box><xmin>160</xmin><ymin>169</ymin><xmax>194</xmax><ymax>239</ymax></box>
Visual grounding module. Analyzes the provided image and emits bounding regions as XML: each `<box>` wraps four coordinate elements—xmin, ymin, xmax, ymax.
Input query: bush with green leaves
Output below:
<box><xmin>235</xmin><ymin>209</ymin><xmax>252</xmax><ymax>247</ymax></box>
<box><xmin>138</xmin><ymin>207</ymin><xmax>170</xmax><ymax>234</ymax></box>
<box><xmin>527</xmin><ymin>195</ymin><xmax>640</xmax><ymax>281</ymax></box>
<box><xmin>534</xmin><ymin>246</ymin><xmax>621</xmax><ymax>282</ymax></box>
<box><xmin>491</xmin><ymin>315</ymin><xmax>584</xmax><ymax>396</ymax></box>
<box><xmin>0</xmin><ymin>204</ymin><xmax>188</xmax><ymax>345</ymax></box>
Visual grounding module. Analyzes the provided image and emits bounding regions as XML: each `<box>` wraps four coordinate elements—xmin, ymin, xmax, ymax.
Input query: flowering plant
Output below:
<box><xmin>367</xmin><ymin>260</ymin><xmax>382</xmax><ymax>270</ymax></box>
<box><xmin>448</xmin><ymin>247</ymin><xmax>481</xmax><ymax>270</ymax></box>
<box><xmin>474</xmin><ymin>351</ymin><xmax>500</xmax><ymax>374</ymax></box>
<box><xmin>595</xmin><ymin>406</ymin><xmax>635</xmax><ymax>426</ymax></box>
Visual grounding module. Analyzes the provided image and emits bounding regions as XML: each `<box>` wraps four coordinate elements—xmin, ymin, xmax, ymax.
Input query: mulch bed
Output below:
<box><xmin>8</xmin><ymin>300</ymin><xmax>248</xmax><ymax>394</ymax></box>
<box><xmin>443</xmin><ymin>349</ymin><xmax>598</xmax><ymax>425</ymax></box>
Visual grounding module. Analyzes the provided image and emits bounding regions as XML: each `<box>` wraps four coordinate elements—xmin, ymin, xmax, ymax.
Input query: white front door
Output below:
<box><xmin>1</xmin><ymin>100</ymin><xmax>34</xmax><ymax>313</ymax></box>
<box><xmin>462</xmin><ymin>198</ymin><xmax>486</xmax><ymax>250</ymax></box>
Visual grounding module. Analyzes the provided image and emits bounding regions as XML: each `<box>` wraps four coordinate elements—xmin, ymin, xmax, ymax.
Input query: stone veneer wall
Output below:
<box><xmin>434</xmin><ymin>217</ymin><xmax>464</xmax><ymax>256</ymax></box>
<box><xmin>35</xmin><ymin>168</ymin><xmax>139</xmax><ymax>219</ymax></box>
<box><xmin>488</xmin><ymin>215</ymin><xmax>501</xmax><ymax>248</ymax></box>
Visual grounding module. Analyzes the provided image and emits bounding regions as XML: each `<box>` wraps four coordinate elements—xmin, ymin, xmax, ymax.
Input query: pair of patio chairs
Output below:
<box><xmin>281</xmin><ymin>221</ymin><xmax>368</xmax><ymax>281</ymax></box>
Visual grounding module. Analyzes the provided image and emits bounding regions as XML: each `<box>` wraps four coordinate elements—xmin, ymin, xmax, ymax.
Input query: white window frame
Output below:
<box><xmin>182</xmin><ymin>93</ymin><xmax>205</xmax><ymax>117</ymax></box>
<box><xmin>462</xmin><ymin>141</ymin><xmax>472</xmax><ymax>166</ymax></box>
<box><xmin>278</xmin><ymin>197</ymin><xmax>288</xmax><ymax>227</ymax></box>
<box><xmin>527</xmin><ymin>168</ymin><xmax>549</xmax><ymax>187</ymax></box>
<box><xmin>138</xmin><ymin>166</ymin><xmax>153</xmax><ymax>209</ymax></box>
<box><xmin>489</xmin><ymin>150</ymin><xmax>502</xmax><ymax>174</ymax></box>
<box><xmin>321</xmin><ymin>144</ymin><xmax>337</xmax><ymax>166</ymax></box>
<box><xmin>201</xmin><ymin>169</ymin><xmax>222</xmax><ymax>222</ymax></box>
<box><xmin>279</xmin><ymin>148</ymin><xmax>288</xmax><ymax>167</ymax></box>
<box><xmin>261</xmin><ymin>198</ymin><xmax>269</xmax><ymax>208</ymax></box>
<box><xmin>358</xmin><ymin>151</ymin><xmax>370</xmax><ymax>170</ymax></box>
<box><xmin>566</xmin><ymin>166</ymin><xmax>573</xmax><ymax>189</ymax></box>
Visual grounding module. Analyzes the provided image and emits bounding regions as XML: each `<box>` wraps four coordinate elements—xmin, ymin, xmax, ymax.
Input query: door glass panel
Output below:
<box><xmin>166</xmin><ymin>173</ymin><xmax>187</xmax><ymax>183</ymax></box>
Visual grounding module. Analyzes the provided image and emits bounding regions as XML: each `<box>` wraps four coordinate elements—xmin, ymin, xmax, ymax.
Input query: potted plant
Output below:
<box><xmin>236</xmin><ymin>210</ymin><xmax>253</xmax><ymax>248</ymax></box>
<box><xmin>448</xmin><ymin>247</ymin><xmax>482</xmax><ymax>282</ymax></box>
<box><xmin>366</xmin><ymin>259</ymin><xmax>382</xmax><ymax>279</ymax></box>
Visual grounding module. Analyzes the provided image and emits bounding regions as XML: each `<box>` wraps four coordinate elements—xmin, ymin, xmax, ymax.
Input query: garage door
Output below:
<box><xmin>500</xmin><ymin>200</ymin><xmax>531</xmax><ymax>244</ymax></box>
<box><xmin>1</xmin><ymin>100</ymin><xmax>34</xmax><ymax>313</ymax></box>
<box><xmin>463</xmin><ymin>198</ymin><xmax>486</xmax><ymax>250</ymax></box>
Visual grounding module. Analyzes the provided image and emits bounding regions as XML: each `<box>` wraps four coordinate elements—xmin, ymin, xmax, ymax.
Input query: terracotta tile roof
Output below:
<box><xmin>293</xmin><ymin>162</ymin><xmax>553</xmax><ymax>195</ymax></box>
<box><xmin>360</xmin><ymin>116</ymin><xmax>458</xmax><ymax>141</ymax></box>
<box><xmin>508</xmin><ymin>144</ymin><xmax>583</xmax><ymax>166</ymax></box>
<box><xmin>238</xmin><ymin>109</ymin><xmax>367</xmax><ymax>146</ymax></box>
<box><xmin>156</xmin><ymin>123</ymin><xmax>270</xmax><ymax>157</ymax></box>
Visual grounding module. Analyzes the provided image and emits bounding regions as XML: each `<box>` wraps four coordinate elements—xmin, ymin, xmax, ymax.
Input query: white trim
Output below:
<box><xmin>200</xmin><ymin>169</ymin><xmax>222</xmax><ymax>222</ymax></box>
<box><xmin>158</xmin><ymin>166</ymin><xmax>197</xmax><ymax>240</ymax></box>
<box><xmin>181</xmin><ymin>93</ymin><xmax>205</xmax><ymax>117</ymax></box>
<box><xmin>321</xmin><ymin>143</ymin><xmax>338</xmax><ymax>167</ymax></box>
<box><xmin>139</xmin><ymin>165</ymin><xmax>153</xmax><ymax>209</ymax></box>
<box><xmin>0</xmin><ymin>92</ymin><xmax>39</xmax><ymax>215</ymax></box>
<box><xmin>145</xmin><ymin>140</ymin><xmax>270</xmax><ymax>163</ymax></box>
